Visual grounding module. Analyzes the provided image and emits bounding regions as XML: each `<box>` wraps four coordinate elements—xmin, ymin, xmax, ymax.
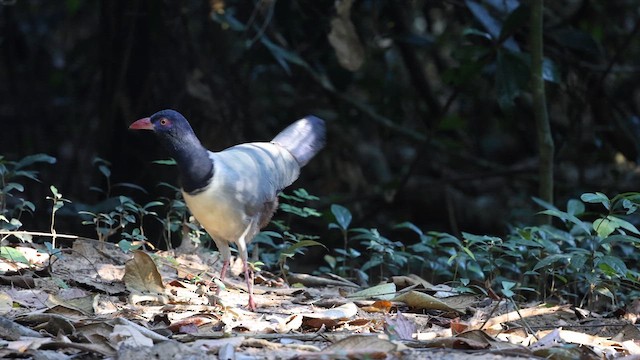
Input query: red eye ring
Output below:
<box><xmin>160</xmin><ymin>118</ymin><xmax>168</xmax><ymax>126</ymax></box>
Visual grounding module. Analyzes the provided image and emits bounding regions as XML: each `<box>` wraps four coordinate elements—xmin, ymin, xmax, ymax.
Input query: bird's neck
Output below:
<box><xmin>166</xmin><ymin>135</ymin><xmax>214</xmax><ymax>194</ymax></box>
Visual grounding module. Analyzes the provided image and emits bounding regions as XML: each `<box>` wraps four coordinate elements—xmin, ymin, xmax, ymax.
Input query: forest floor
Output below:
<box><xmin>0</xmin><ymin>238</ymin><xmax>639</xmax><ymax>359</ymax></box>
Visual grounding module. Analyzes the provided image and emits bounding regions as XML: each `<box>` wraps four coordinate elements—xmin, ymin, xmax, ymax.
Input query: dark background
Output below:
<box><xmin>2</xmin><ymin>0</ymin><xmax>640</xmax><ymax>249</ymax></box>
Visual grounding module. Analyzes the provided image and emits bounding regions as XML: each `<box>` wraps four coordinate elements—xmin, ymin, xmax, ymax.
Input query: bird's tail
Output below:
<box><xmin>272</xmin><ymin>116</ymin><xmax>326</xmax><ymax>166</ymax></box>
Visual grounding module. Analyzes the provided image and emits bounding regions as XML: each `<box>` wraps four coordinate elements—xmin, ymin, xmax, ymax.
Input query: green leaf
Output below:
<box><xmin>532</xmin><ymin>196</ymin><xmax>559</xmax><ymax>211</ymax></box>
<box><xmin>596</xmin><ymin>255</ymin><xmax>627</xmax><ymax>276</ymax></box>
<box><xmin>600</xmin><ymin>234</ymin><xmax>640</xmax><ymax>245</ymax></box>
<box><xmin>538</xmin><ymin>209</ymin><xmax>591</xmax><ymax>234</ymax></box>
<box><xmin>566</xmin><ymin>199</ymin><xmax>585</xmax><ymax>216</ymax></box>
<box><xmin>580</xmin><ymin>192</ymin><xmax>610</xmax><ymax>210</ymax></box>
<box><xmin>260</xmin><ymin>37</ymin><xmax>310</xmax><ymax>75</ymax></box>
<box><xmin>14</xmin><ymin>154</ymin><xmax>56</xmax><ymax>169</ymax></box>
<box><xmin>593</xmin><ymin>217</ymin><xmax>617</xmax><ymax>238</ymax></box>
<box><xmin>3</xmin><ymin>183</ymin><xmax>24</xmax><ymax>193</ymax></box>
<box><xmin>501</xmin><ymin>281</ymin><xmax>516</xmax><ymax>298</ymax></box>
<box><xmin>98</xmin><ymin>164</ymin><xmax>111</xmax><ymax>179</ymax></box>
<box><xmin>0</xmin><ymin>247</ymin><xmax>29</xmax><ymax>264</ymax></box>
<box><xmin>607</xmin><ymin>216</ymin><xmax>640</xmax><ymax>235</ymax></box>
<box><xmin>152</xmin><ymin>159</ymin><xmax>177</xmax><ymax>165</ymax></box>
<box><xmin>292</xmin><ymin>188</ymin><xmax>319</xmax><ymax>201</ymax></box>
<box><xmin>570</xmin><ymin>254</ymin><xmax>587</xmax><ymax>271</ymax></box>
<box><xmin>542</xmin><ymin>58</ymin><xmax>560</xmax><ymax>84</ymax></box>
<box><xmin>394</xmin><ymin>222</ymin><xmax>423</xmax><ymax>236</ymax></box>
<box><xmin>534</xmin><ymin>254</ymin><xmax>570</xmax><ymax>270</ymax></box>
<box><xmin>330</xmin><ymin>204</ymin><xmax>352</xmax><ymax>231</ymax></box>
<box><xmin>279</xmin><ymin>240</ymin><xmax>327</xmax><ymax>259</ymax></box>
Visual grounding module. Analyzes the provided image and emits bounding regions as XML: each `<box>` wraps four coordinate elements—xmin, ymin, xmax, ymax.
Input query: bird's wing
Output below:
<box><xmin>211</xmin><ymin>142</ymin><xmax>301</xmax><ymax>206</ymax></box>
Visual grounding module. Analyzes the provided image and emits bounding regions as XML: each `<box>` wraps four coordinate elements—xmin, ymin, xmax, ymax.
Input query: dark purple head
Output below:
<box><xmin>129</xmin><ymin>109</ymin><xmax>213</xmax><ymax>192</ymax></box>
<box><xmin>129</xmin><ymin>109</ymin><xmax>196</xmax><ymax>142</ymax></box>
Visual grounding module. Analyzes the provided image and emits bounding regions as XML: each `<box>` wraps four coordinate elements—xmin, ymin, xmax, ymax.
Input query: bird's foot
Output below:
<box><xmin>246</xmin><ymin>295</ymin><xmax>257</xmax><ymax>311</ymax></box>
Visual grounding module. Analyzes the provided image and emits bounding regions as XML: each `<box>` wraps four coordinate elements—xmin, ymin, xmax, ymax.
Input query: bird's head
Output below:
<box><xmin>129</xmin><ymin>109</ymin><xmax>204</xmax><ymax>159</ymax></box>
<box><xmin>129</xmin><ymin>109</ymin><xmax>194</xmax><ymax>137</ymax></box>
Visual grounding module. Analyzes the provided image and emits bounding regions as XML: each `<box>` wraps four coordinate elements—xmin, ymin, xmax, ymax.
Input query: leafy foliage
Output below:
<box><xmin>0</xmin><ymin>154</ymin><xmax>56</xmax><ymax>234</ymax></box>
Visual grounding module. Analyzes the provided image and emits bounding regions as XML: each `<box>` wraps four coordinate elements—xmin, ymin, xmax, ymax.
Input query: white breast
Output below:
<box><xmin>182</xmin><ymin>142</ymin><xmax>300</xmax><ymax>243</ymax></box>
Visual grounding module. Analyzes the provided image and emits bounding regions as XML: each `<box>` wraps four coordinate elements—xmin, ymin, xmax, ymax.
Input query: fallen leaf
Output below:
<box><xmin>0</xmin><ymin>292</ymin><xmax>13</xmax><ymax>315</ymax></box>
<box><xmin>122</xmin><ymin>251</ymin><xmax>165</xmax><ymax>294</ymax></box>
<box><xmin>274</xmin><ymin>314</ymin><xmax>303</xmax><ymax>333</ymax></box>
<box><xmin>168</xmin><ymin>316</ymin><xmax>214</xmax><ymax>333</ymax></box>
<box><xmin>110</xmin><ymin>324</ymin><xmax>154</xmax><ymax>348</ymax></box>
<box><xmin>304</xmin><ymin>302</ymin><xmax>358</xmax><ymax>320</ymax></box>
<box><xmin>385</xmin><ymin>311</ymin><xmax>416</xmax><ymax>341</ymax></box>
<box><xmin>320</xmin><ymin>335</ymin><xmax>402</xmax><ymax>358</ymax></box>
<box><xmin>362</xmin><ymin>300</ymin><xmax>393</xmax><ymax>313</ymax></box>
<box><xmin>303</xmin><ymin>302</ymin><xmax>359</xmax><ymax>329</ymax></box>
<box><xmin>349</xmin><ymin>283</ymin><xmax>396</xmax><ymax>300</ymax></box>
<box><xmin>393</xmin><ymin>290</ymin><xmax>464</xmax><ymax>313</ymax></box>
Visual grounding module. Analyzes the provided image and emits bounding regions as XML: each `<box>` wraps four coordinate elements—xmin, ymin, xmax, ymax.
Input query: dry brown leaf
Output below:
<box><xmin>320</xmin><ymin>335</ymin><xmax>402</xmax><ymax>358</ymax></box>
<box><xmin>450</xmin><ymin>318</ymin><xmax>469</xmax><ymax>335</ymax></box>
<box><xmin>122</xmin><ymin>251</ymin><xmax>165</xmax><ymax>294</ymax></box>
<box><xmin>457</xmin><ymin>329</ymin><xmax>525</xmax><ymax>351</ymax></box>
<box><xmin>613</xmin><ymin>323</ymin><xmax>640</xmax><ymax>342</ymax></box>
<box><xmin>393</xmin><ymin>291</ymin><xmax>464</xmax><ymax>313</ymax></box>
<box><xmin>168</xmin><ymin>315</ymin><xmax>214</xmax><ymax>333</ymax></box>
<box><xmin>361</xmin><ymin>300</ymin><xmax>393</xmax><ymax>313</ymax></box>
<box><xmin>622</xmin><ymin>339</ymin><xmax>640</xmax><ymax>355</ymax></box>
<box><xmin>479</xmin><ymin>304</ymin><xmax>571</xmax><ymax>332</ymax></box>
<box><xmin>0</xmin><ymin>274</ymin><xmax>36</xmax><ymax>289</ymax></box>
<box><xmin>110</xmin><ymin>324</ymin><xmax>154</xmax><ymax>348</ymax></box>
<box><xmin>384</xmin><ymin>311</ymin><xmax>416</xmax><ymax>341</ymax></box>
<box><xmin>274</xmin><ymin>314</ymin><xmax>303</xmax><ymax>333</ymax></box>
<box><xmin>349</xmin><ymin>283</ymin><xmax>396</xmax><ymax>300</ymax></box>
<box><xmin>6</xmin><ymin>337</ymin><xmax>52</xmax><ymax>352</ymax></box>
<box><xmin>0</xmin><ymin>292</ymin><xmax>12</xmax><ymax>315</ymax></box>
<box><xmin>48</xmin><ymin>292</ymin><xmax>96</xmax><ymax>315</ymax></box>
<box><xmin>535</xmin><ymin>329</ymin><xmax>621</xmax><ymax>348</ymax></box>
<box><xmin>327</xmin><ymin>0</ymin><xmax>365</xmax><ymax>71</ymax></box>
<box><xmin>191</xmin><ymin>336</ymin><xmax>244</xmax><ymax>352</ymax></box>
<box><xmin>303</xmin><ymin>317</ymin><xmax>344</xmax><ymax>329</ymax></box>
<box><xmin>304</xmin><ymin>302</ymin><xmax>358</xmax><ymax>320</ymax></box>
<box><xmin>5</xmin><ymin>288</ymin><xmax>49</xmax><ymax>310</ymax></box>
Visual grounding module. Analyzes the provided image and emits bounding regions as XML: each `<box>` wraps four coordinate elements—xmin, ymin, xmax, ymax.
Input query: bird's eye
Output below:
<box><xmin>160</xmin><ymin>118</ymin><xmax>169</xmax><ymax>126</ymax></box>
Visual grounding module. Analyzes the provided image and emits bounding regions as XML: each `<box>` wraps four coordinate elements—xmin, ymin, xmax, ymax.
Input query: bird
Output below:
<box><xmin>129</xmin><ymin>109</ymin><xmax>325</xmax><ymax>310</ymax></box>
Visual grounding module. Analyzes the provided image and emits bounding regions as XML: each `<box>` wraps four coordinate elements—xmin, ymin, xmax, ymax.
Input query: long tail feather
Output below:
<box><xmin>272</xmin><ymin>116</ymin><xmax>326</xmax><ymax>166</ymax></box>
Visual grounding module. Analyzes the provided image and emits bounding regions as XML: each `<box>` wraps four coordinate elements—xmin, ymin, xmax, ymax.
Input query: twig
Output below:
<box><xmin>0</xmin><ymin>230</ymin><xmax>96</xmax><ymax>241</ymax></box>
<box><xmin>508</xmin><ymin>297</ymin><xmax>539</xmax><ymax>340</ymax></box>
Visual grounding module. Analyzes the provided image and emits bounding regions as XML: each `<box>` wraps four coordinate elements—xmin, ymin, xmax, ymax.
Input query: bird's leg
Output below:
<box><xmin>236</xmin><ymin>218</ymin><xmax>258</xmax><ymax>311</ymax></box>
<box><xmin>212</xmin><ymin>238</ymin><xmax>231</xmax><ymax>295</ymax></box>
<box><xmin>219</xmin><ymin>259</ymin><xmax>229</xmax><ymax>280</ymax></box>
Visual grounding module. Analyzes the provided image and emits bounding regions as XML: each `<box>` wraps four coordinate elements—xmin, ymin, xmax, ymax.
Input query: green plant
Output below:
<box><xmin>0</xmin><ymin>154</ymin><xmax>56</xmax><ymax>233</ymax></box>
<box><xmin>80</xmin><ymin>158</ymin><xmax>161</xmax><ymax>246</ymax></box>
<box><xmin>254</xmin><ymin>188</ymin><xmax>325</xmax><ymax>276</ymax></box>
<box><xmin>530</xmin><ymin>193</ymin><xmax>640</xmax><ymax>308</ymax></box>
<box><xmin>46</xmin><ymin>185</ymin><xmax>70</xmax><ymax>248</ymax></box>
<box><xmin>326</xmin><ymin>205</ymin><xmax>409</xmax><ymax>283</ymax></box>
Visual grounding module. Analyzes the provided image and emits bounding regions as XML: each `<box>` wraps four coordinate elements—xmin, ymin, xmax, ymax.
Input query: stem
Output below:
<box><xmin>530</xmin><ymin>0</ymin><xmax>555</xmax><ymax>223</ymax></box>
<box><xmin>342</xmin><ymin>229</ymin><xmax>348</xmax><ymax>276</ymax></box>
<box><xmin>50</xmin><ymin>205</ymin><xmax>57</xmax><ymax>248</ymax></box>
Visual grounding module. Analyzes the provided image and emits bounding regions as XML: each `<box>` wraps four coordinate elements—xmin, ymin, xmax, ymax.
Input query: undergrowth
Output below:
<box><xmin>2</xmin><ymin>153</ymin><xmax>640</xmax><ymax>310</ymax></box>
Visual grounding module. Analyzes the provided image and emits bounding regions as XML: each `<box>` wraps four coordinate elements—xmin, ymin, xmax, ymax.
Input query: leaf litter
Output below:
<box><xmin>0</xmin><ymin>239</ymin><xmax>639</xmax><ymax>359</ymax></box>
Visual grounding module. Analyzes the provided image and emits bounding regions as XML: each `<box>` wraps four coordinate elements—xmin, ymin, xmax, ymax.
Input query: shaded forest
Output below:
<box><xmin>2</xmin><ymin>0</ymin><xmax>640</xmax><ymax>250</ymax></box>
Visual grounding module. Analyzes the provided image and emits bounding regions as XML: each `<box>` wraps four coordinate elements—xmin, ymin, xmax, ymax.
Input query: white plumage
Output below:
<box><xmin>130</xmin><ymin>110</ymin><xmax>325</xmax><ymax>310</ymax></box>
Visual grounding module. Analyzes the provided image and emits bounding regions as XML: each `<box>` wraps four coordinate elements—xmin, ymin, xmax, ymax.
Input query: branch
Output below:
<box><xmin>530</xmin><ymin>0</ymin><xmax>554</xmax><ymax>223</ymax></box>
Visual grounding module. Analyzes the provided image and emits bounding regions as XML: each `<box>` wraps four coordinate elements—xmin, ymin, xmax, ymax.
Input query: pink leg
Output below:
<box><xmin>243</xmin><ymin>260</ymin><xmax>256</xmax><ymax>311</ymax></box>
<box><xmin>219</xmin><ymin>259</ymin><xmax>229</xmax><ymax>280</ymax></box>
<box><xmin>215</xmin><ymin>259</ymin><xmax>230</xmax><ymax>296</ymax></box>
